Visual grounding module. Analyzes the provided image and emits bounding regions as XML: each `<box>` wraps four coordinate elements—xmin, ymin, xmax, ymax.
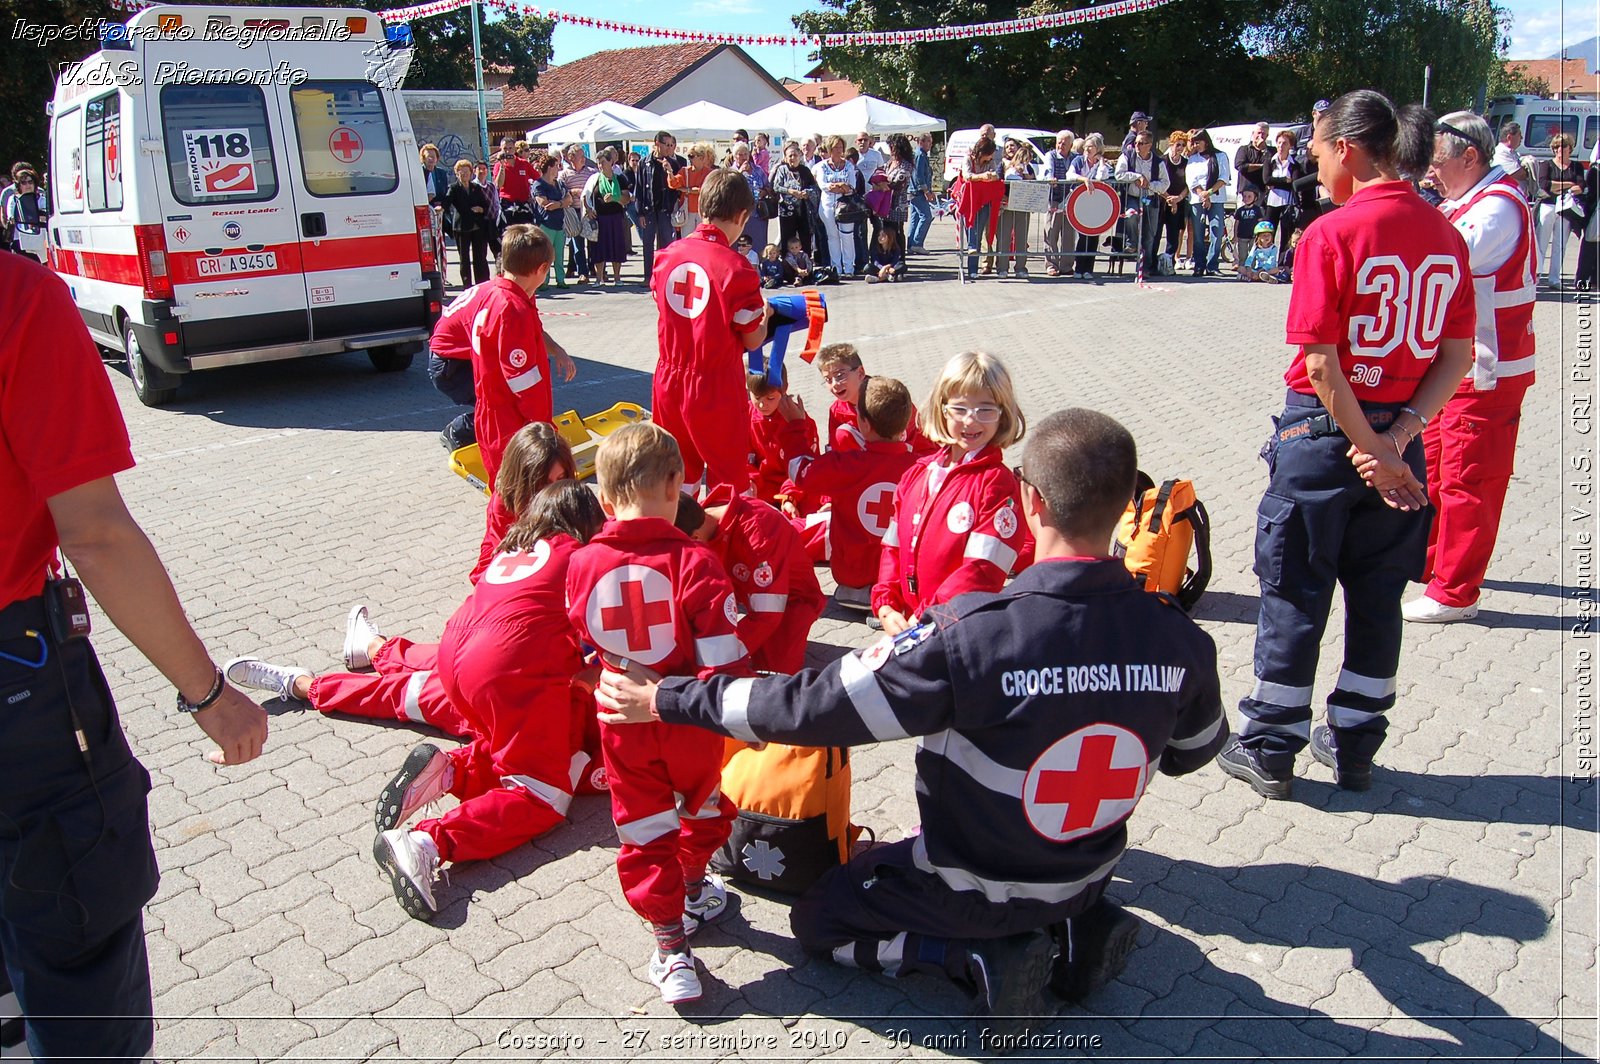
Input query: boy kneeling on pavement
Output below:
<box><xmin>597</xmin><ymin>408</ymin><xmax>1227</xmax><ymax>1033</ymax></box>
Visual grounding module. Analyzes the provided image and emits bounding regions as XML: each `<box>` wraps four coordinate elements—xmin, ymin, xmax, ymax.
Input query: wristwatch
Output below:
<box><xmin>177</xmin><ymin>667</ymin><xmax>225</xmax><ymax>714</ymax></box>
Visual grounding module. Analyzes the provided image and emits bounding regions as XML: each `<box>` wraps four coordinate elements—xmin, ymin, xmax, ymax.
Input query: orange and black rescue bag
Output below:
<box><xmin>711</xmin><ymin>740</ymin><xmax>860</xmax><ymax>895</ymax></box>
<box><xmin>1113</xmin><ymin>472</ymin><xmax>1212</xmax><ymax>611</ymax></box>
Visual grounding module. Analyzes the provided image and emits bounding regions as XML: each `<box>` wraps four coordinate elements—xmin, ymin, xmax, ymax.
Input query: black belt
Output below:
<box><xmin>1278</xmin><ymin>409</ymin><xmax>1395</xmax><ymax>443</ymax></box>
<box><xmin>0</xmin><ymin>593</ymin><xmax>48</xmax><ymax>641</ymax></box>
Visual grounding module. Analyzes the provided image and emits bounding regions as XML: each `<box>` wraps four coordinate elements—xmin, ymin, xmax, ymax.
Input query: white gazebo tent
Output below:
<box><xmin>743</xmin><ymin>100</ymin><xmax>826</xmax><ymax>141</ymax></box>
<box><xmin>655</xmin><ymin>101</ymin><xmax>777</xmax><ymax>141</ymax></box>
<box><xmin>529</xmin><ymin>100</ymin><xmax>665</xmax><ymax>144</ymax></box>
<box><xmin>808</xmin><ymin>94</ymin><xmax>945</xmax><ymax>137</ymax></box>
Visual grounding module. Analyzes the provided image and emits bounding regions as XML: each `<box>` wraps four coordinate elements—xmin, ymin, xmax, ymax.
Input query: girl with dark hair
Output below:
<box><xmin>883</xmin><ymin>133</ymin><xmax>915</xmax><ymax>264</ymax></box>
<box><xmin>1218</xmin><ymin>89</ymin><xmax>1477</xmax><ymax>801</ymax></box>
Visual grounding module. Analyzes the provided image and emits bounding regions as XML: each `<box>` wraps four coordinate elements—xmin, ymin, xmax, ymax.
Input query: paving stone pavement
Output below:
<box><xmin>81</xmin><ymin>219</ymin><xmax>1597</xmax><ymax>1061</ymax></box>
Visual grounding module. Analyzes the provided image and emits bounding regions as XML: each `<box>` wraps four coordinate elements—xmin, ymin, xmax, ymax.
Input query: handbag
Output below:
<box><xmin>1558</xmin><ymin>189</ymin><xmax>1588</xmax><ymax>228</ymax></box>
<box><xmin>562</xmin><ymin>205</ymin><xmax>584</xmax><ymax>238</ymax></box>
<box><xmin>758</xmin><ymin>186</ymin><xmax>780</xmax><ymax>220</ymax></box>
<box><xmin>671</xmin><ymin>196</ymin><xmax>688</xmax><ymax>230</ymax></box>
<box><xmin>834</xmin><ymin>194</ymin><xmax>867</xmax><ymax>225</ymax></box>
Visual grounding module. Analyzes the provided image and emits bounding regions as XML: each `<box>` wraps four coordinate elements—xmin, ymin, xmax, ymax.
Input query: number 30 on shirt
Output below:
<box><xmin>1348</xmin><ymin>254</ymin><xmax>1462</xmax><ymax>364</ymax></box>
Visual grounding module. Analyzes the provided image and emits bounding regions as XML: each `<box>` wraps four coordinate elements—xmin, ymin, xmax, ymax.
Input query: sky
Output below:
<box><xmin>535</xmin><ymin>0</ymin><xmax>1598</xmax><ymax>79</ymax></box>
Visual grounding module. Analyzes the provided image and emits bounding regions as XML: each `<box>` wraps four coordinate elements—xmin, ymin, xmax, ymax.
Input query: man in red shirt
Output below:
<box><xmin>0</xmin><ymin>254</ymin><xmax>267</xmax><ymax>1060</ymax></box>
<box><xmin>651</xmin><ymin>170</ymin><xmax>770</xmax><ymax>495</ymax></box>
<box><xmin>493</xmin><ymin>137</ymin><xmax>537</xmax><ymax>225</ymax></box>
<box><xmin>468</xmin><ymin>225</ymin><xmax>576</xmax><ymax>488</ymax></box>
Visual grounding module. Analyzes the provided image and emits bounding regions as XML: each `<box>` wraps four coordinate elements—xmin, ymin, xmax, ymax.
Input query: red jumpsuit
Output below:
<box><xmin>1422</xmin><ymin>172</ymin><xmax>1538</xmax><ymax>609</ymax></box>
<box><xmin>748</xmin><ymin>400</ymin><xmax>819</xmax><ymax>504</ymax></box>
<box><xmin>651</xmin><ymin>224</ymin><xmax>766</xmax><ymax>492</ymax></box>
<box><xmin>305</xmin><ymin>637</ymin><xmax>469</xmax><ymax>737</ymax></box>
<box><xmin>470</xmin><ymin>276</ymin><xmax>552</xmax><ymax>488</ymax></box>
<box><xmin>431</xmin><ymin>282</ymin><xmax>487</xmax><ymax>361</ymax></box>
<box><xmin>470</xmin><ymin>495</ymin><xmax>517</xmax><ymax>585</ymax></box>
<box><xmin>827</xmin><ymin>392</ymin><xmax>938</xmax><ymax>457</ymax></box>
<box><xmin>422</xmin><ymin>535</ymin><xmax>593</xmax><ymax>864</ymax></box>
<box><xmin>784</xmin><ymin>440</ymin><xmax>917</xmax><ymax>589</ymax></box>
<box><xmin>701</xmin><ymin>485</ymin><xmax>825</xmax><ymax>673</ymax></box>
<box><xmin>872</xmin><ymin>445</ymin><xmax>1033</xmax><ymax>618</ymax></box>
<box><xmin>566</xmin><ymin>517</ymin><xmax>748</xmax><ymax>925</ymax></box>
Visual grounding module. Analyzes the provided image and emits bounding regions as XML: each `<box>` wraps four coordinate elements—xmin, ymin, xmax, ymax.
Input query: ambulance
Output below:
<box><xmin>47</xmin><ymin>6</ymin><xmax>442</xmax><ymax>406</ymax></box>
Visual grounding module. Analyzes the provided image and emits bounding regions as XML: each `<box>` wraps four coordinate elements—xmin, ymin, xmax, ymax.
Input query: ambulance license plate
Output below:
<box><xmin>196</xmin><ymin>252</ymin><xmax>277</xmax><ymax>276</ymax></box>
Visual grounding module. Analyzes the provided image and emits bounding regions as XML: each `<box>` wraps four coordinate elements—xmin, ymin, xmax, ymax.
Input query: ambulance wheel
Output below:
<box><xmin>368</xmin><ymin>346</ymin><xmax>414</xmax><ymax>373</ymax></box>
<box><xmin>125</xmin><ymin>325</ymin><xmax>179</xmax><ymax>406</ymax></box>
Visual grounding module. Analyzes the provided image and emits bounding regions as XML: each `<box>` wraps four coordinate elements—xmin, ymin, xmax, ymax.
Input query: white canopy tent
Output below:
<box><xmin>743</xmin><ymin>100</ymin><xmax>826</xmax><ymax>141</ymax></box>
<box><xmin>807</xmin><ymin>94</ymin><xmax>945</xmax><ymax>137</ymax></box>
<box><xmin>655</xmin><ymin>101</ymin><xmax>779</xmax><ymax>141</ymax></box>
<box><xmin>528</xmin><ymin>101</ymin><xmax>664</xmax><ymax>144</ymax></box>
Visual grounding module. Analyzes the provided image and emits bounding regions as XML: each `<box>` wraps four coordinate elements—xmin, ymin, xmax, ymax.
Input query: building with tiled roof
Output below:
<box><xmin>1502</xmin><ymin>57</ymin><xmax>1600</xmax><ymax>99</ymax></box>
<box><xmin>487</xmin><ymin>42</ymin><xmax>793</xmax><ymax>137</ymax></box>
<box><xmin>789</xmin><ymin>79</ymin><xmax>859</xmax><ymax>109</ymax></box>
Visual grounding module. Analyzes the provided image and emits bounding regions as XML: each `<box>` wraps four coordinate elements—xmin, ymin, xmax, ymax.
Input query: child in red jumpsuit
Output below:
<box><xmin>814</xmin><ymin>342</ymin><xmax>937</xmax><ymax>456</ymax></box>
<box><xmin>673</xmin><ymin>488</ymin><xmax>824</xmax><ymax>674</ymax></box>
<box><xmin>471</xmin><ymin>423</ymin><xmax>575</xmax><ymax>583</ymax></box>
<box><xmin>782</xmin><ymin>377</ymin><xmax>918</xmax><ymax>609</ymax></box>
<box><xmin>650</xmin><ymin>171</ymin><xmax>770</xmax><ymax>495</ymax></box>
<box><xmin>873</xmin><ymin>351</ymin><xmax>1033</xmax><ymax>635</ymax></box>
<box><xmin>746</xmin><ymin>367</ymin><xmax>818</xmax><ymax>505</ymax></box>
<box><xmin>565</xmin><ymin>423</ymin><xmax>750</xmax><ymax>1005</ymax></box>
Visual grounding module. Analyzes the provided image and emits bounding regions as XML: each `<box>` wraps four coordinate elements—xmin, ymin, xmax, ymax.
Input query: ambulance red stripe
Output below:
<box><xmin>54</xmin><ymin>235</ymin><xmax>420</xmax><ymax>287</ymax></box>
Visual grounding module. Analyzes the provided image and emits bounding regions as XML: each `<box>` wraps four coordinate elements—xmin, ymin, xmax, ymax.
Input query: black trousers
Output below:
<box><xmin>456</xmin><ymin>230</ymin><xmax>490</xmax><ymax>288</ymax></box>
<box><xmin>0</xmin><ymin>595</ymin><xmax>159</xmax><ymax>1061</ymax></box>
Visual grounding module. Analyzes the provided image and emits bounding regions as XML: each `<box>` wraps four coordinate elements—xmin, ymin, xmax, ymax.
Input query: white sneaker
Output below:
<box><xmin>1402</xmin><ymin>595</ymin><xmax>1480</xmax><ymax>624</ymax></box>
<box><xmin>343</xmin><ymin>604</ymin><xmax>384</xmax><ymax>671</ymax></box>
<box><xmin>648</xmin><ymin>949</ymin><xmax>702</xmax><ymax>1004</ymax></box>
<box><xmin>375</xmin><ymin>743</ymin><xmax>455</xmax><ymax>832</ymax></box>
<box><xmin>373</xmin><ymin>829</ymin><xmax>440</xmax><ymax>921</ymax></box>
<box><xmin>683</xmin><ymin>873</ymin><xmax>729</xmax><ymax>937</ymax></box>
<box><xmin>224</xmin><ymin>656</ymin><xmax>311</xmax><ymax>701</ymax></box>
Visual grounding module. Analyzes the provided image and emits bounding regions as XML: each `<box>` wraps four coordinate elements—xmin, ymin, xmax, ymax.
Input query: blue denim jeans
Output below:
<box><xmin>908</xmin><ymin>194</ymin><xmax>933</xmax><ymax>248</ymax></box>
<box><xmin>964</xmin><ymin>205</ymin><xmax>992</xmax><ymax>278</ymax></box>
<box><xmin>1190</xmin><ymin>200</ymin><xmax>1226</xmax><ymax>274</ymax></box>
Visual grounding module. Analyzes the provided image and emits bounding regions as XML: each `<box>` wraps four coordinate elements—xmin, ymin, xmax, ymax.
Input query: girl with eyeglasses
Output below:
<box><xmin>872</xmin><ymin>352</ymin><xmax>1031</xmax><ymax>635</ymax></box>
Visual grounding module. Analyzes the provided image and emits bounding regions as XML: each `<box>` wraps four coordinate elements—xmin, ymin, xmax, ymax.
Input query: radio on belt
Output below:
<box><xmin>751</xmin><ymin>290</ymin><xmax>828</xmax><ymax>386</ymax></box>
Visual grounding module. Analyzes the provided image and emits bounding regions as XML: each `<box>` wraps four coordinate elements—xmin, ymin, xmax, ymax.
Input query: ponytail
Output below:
<box><xmin>1320</xmin><ymin>89</ymin><xmax>1435</xmax><ymax>179</ymax></box>
<box><xmin>496</xmin><ymin>480</ymin><xmax>606</xmax><ymax>554</ymax></box>
<box><xmin>1392</xmin><ymin>103</ymin><xmax>1436</xmax><ymax>181</ymax></box>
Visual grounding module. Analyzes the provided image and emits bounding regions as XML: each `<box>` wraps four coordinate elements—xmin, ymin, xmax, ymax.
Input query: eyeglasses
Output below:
<box><xmin>944</xmin><ymin>403</ymin><xmax>1002</xmax><ymax>424</ymax></box>
<box><xmin>821</xmin><ymin>371</ymin><xmax>857</xmax><ymax>385</ymax></box>
<box><xmin>1012</xmin><ymin>465</ymin><xmax>1031</xmax><ymax>488</ymax></box>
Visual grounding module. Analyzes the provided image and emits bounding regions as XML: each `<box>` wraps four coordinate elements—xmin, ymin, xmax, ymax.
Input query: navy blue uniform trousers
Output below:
<box><xmin>1237</xmin><ymin>391</ymin><xmax>1429</xmax><ymax>770</ymax></box>
<box><xmin>0</xmin><ymin>595</ymin><xmax>159</xmax><ymax>1061</ymax></box>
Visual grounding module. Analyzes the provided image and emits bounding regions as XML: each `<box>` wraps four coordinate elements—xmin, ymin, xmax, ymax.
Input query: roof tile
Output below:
<box><xmin>488</xmin><ymin>42</ymin><xmax>721</xmax><ymax>122</ymax></box>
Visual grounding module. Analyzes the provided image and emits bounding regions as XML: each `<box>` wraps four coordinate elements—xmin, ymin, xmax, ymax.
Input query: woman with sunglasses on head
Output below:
<box><xmin>1218</xmin><ymin>90</ymin><xmax>1476</xmax><ymax>802</ymax></box>
<box><xmin>872</xmin><ymin>352</ymin><xmax>1032</xmax><ymax>636</ymax></box>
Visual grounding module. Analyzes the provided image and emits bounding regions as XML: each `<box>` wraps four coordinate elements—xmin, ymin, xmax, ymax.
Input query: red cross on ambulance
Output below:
<box><xmin>586</xmin><ymin>564</ymin><xmax>678</xmax><ymax>666</ymax></box>
<box><xmin>1022</xmin><ymin>724</ymin><xmax>1149</xmax><ymax>842</ymax></box>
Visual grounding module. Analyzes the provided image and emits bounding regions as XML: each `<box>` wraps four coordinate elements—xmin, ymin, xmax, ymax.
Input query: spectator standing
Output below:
<box><xmin>1115</xmin><ymin>129</ymin><xmax>1167</xmax><ymax>276</ymax></box>
<box><xmin>957</xmin><ymin>137</ymin><xmax>1004</xmax><ymax>281</ymax></box>
<box><xmin>854</xmin><ymin>132</ymin><xmax>885</xmax><ymax>181</ymax></box>
<box><xmin>1041</xmin><ymin>130</ymin><xmax>1079</xmax><ymax>276</ymax></box>
<box><xmin>816</xmin><ymin>136</ymin><xmax>861</xmax><ymax>277</ymax></box>
<box><xmin>494</xmin><ymin>137</ymin><xmax>536</xmax><ymax>226</ymax></box>
<box><xmin>752</xmin><ymin>132</ymin><xmax>772</xmax><ymax>173</ymax></box>
<box><xmin>1492</xmin><ymin>122</ymin><xmax>1533</xmax><ymax>199</ymax></box>
<box><xmin>1122</xmin><ymin>110</ymin><xmax>1151</xmax><ymax>155</ymax></box>
<box><xmin>584</xmin><ymin>146</ymin><xmax>632</xmax><ymax>285</ymax></box>
<box><xmin>1534</xmin><ymin>134</ymin><xmax>1582</xmax><ymax>288</ymax></box>
<box><xmin>561</xmin><ymin>145</ymin><xmax>598</xmax><ymax>283</ymax></box>
<box><xmin>474</xmin><ymin>161</ymin><xmax>503</xmax><ymax>257</ymax></box>
<box><xmin>0</xmin><ymin>161</ymin><xmax>35</xmax><ymax>250</ymax></box>
<box><xmin>421</xmin><ymin>143</ymin><xmax>451</xmax><ymax>281</ymax></box>
<box><xmin>907</xmin><ymin>132</ymin><xmax>935</xmax><ymax>251</ymax></box>
<box><xmin>624</xmin><ymin>150</ymin><xmax>644</xmax><ymax>245</ymax></box>
<box><xmin>1578</xmin><ymin>143</ymin><xmax>1600</xmax><ymax>291</ymax></box>
<box><xmin>1067</xmin><ymin>134</ymin><xmax>1115</xmax><ymax>278</ymax></box>
<box><xmin>532</xmin><ymin>154</ymin><xmax>569</xmax><ymax>289</ymax></box>
<box><xmin>1407</xmin><ymin>111</ymin><xmax>1538</xmax><ymax>623</ymax></box>
<box><xmin>1263</xmin><ymin>129</ymin><xmax>1303</xmax><ymax>258</ymax></box>
<box><xmin>636</xmin><ymin>131</ymin><xmax>687</xmax><ymax>282</ymax></box>
<box><xmin>0</xmin><ymin>252</ymin><xmax>268</xmax><ymax>1062</ymax></box>
<box><xmin>995</xmin><ymin>140</ymin><xmax>1035</xmax><ymax>277</ymax></box>
<box><xmin>883</xmin><ymin>133</ymin><xmax>914</xmax><ymax>266</ymax></box>
<box><xmin>730</xmin><ymin>141</ymin><xmax>771</xmax><ymax>249</ymax></box>
<box><xmin>1234</xmin><ymin>122</ymin><xmax>1272</xmax><ymax>202</ymax></box>
<box><xmin>1185</xmin><ymin>129</ymin><xmax>1231</xmax><ymax>276</ymax></box>
<box><xmin>1157</xmin><ymin>132</ymin><xmax>1190</xmax><ymax>268</ymax></box>
<box><xmin>446</xmin><ymin>160</ymin><xmax>492</xmax><ymax>288</ymax></box>
<box><xmin>681</xmin><ymin>142</ymin><xmax>716</xmax><ymax>237</ymax></box>
<box><xmin>772</xmin><ymin>142</ymin><xmax>819</xmax><ymax>257</ymax></box>
<box><xmin>4</xmin><ymin>170</ymin><xmax>47</xmax><ymax>261</ymax></box>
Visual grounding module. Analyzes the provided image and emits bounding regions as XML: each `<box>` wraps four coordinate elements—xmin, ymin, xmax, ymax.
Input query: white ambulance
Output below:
<box><xmin>48</xmin><ymin>6</ymin><xmax>442</xmax><ymax>406</ymax></box>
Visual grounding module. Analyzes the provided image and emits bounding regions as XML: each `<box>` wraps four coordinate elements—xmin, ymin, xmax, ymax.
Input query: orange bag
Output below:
<box><xmin>711</xmin><ymin>740</ymin><xmax>859</xmax><ymax>895</ymax></box>
<box><xmin>1113</xmin><ymin>472</ymin><xmax>1211</xmax><ymax>611</ymax></box>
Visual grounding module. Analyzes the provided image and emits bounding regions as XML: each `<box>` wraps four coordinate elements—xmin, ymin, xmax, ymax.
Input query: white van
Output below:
<box><xmin>1486</xmin><ymin>96</ymin><xmax>1598</xmax><ymax>164</ymax></box>
<box><xmin>48</xmin><ymin>5</ymin><xmax>442</xmax><ymax>406</ymax></box>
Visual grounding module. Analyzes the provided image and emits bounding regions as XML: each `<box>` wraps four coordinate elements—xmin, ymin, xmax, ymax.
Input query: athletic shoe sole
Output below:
<box><xmin>375</xmin><ymin>743</ymin><xmax>445</xmax><ymax>833</ymax></box>
<box><xmin>372</xmin><ymin>832</ymin><xmax>438</xmax><ymax>922</ymax></box>
<box><xmin>974</xmin><ymin>931</ymin><xmax>1057</xmax><ymax>1041</ymax></box>
<box><xmin>1051</xmin><ymin>906</ymin><xmax>1141</xmax><ymax>1001</ymax></box>
<box><xmin>343</xmin><ymin>604</ymin><xmax>377</xmax><ymax>672</ymax></box>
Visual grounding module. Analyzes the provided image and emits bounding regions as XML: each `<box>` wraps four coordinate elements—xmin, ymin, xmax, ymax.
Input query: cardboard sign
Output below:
<box><xmin>1003</xmin><ymin>179</ymin><xmax>1051</xmax><ymax>214</ymax></box>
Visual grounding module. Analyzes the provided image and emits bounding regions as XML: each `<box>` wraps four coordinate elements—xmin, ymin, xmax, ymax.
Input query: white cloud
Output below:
<box><xmin>1504</xmin><ymin>0</ymin><xmax>1599</xmax><ymax>60</ymax></box>
<box><xmin>689</xmin><ymin>0</ymin><xmax>757</xmax><ymax>13</ymax></box>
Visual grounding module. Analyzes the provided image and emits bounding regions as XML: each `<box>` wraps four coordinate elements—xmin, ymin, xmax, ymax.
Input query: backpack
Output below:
<box><xmin>1113</xmin><ymin>472</ymin><xmax>1211</xmax><ymax>611</ymax></box>
<box><xmin>710</xmin><ymin>740</ymin><xmax>860</xmax><ymax>894</ymax></box>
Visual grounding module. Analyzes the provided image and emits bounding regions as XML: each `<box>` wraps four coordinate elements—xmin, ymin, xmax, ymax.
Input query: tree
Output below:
<box><xmin>1488</xmin><ymin>61</ymin><xmax>1551</xmax><ymax>99</ymax></box>
<box><xmin>0</xmin><ymin>0</ymin><xmax>550</xmax><ymax>174</ymax></box>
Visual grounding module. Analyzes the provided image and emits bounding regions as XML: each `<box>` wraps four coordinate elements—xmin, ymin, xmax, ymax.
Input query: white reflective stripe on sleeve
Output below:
<box><xmin>402</xmin><ymin>671</ymin><xmax>431</xmax><ymax>723</ymax></box>
<box><xmin>1334</xmin><ymin>669</ymin><xmax>1397</xmax><ymax>700</ymax></box>
<box><xmin>839</xmin><ymin>651</ymin><xmax>909</xmax><ymax>741</ymax></box>
<box><xmin>695</xmin><ymin>633</ymin><xmax>746</xmax><ymax>668</ymax></box>
<box><xmin>910</xmin><ymin>835</ymin><xmax>1123</xmax><ymax>905</ymax></box>
<box><xmin>963</xmin><ymin>532</ymin><xmax>1018</xmax><ymax>573</ymax></box>
<box><xmin>789</xmin><ymin>455</ymin><xmax>811</xmax><ymax>480</ymax></box>
<box><xmin>718</xmin><ymin>677</ymin><xmax>760</xmax><ymax>742</ymax></box>
<box><xmin>1238</xmin><ymin>717</ymin><xmax>1311</xmax><ymax>740</ymax></box>
<box><xmin>732</xmin><ymin>306</ymin><xmax>763</xmax><ymax>326</ymax></box>
<box><xmin>832</xmin><ymin>943</ymin><xmax>858</xmax><ymax>968</ymax></box>
<box><xmin>748</xmin><ymin>593</ymin><xmax>788</xmax><ymax>613</ymax></box>
<box><xmin>502</xmin><ymin>773</ymin><xmax>573</xmax><ymax>816</ymax></box>
<box><xmin>1250</xmin><ymin>678</ymin><xmax>1313</xmax><ymax>708</ymax></box>
<box><xmin>1327</xmin><ymin>703</ymin><xmax>1386</xmax><ymax>729</ymax></box>
<box><xmin>1167</xmin><ymin>712</ymin><xmax>1225</xmax><ymax>751</ymax></box>
<box><xmin>881</xmin><ymin>521</ymin><xmax>899</xmax><ymax>548</ymax></box>
<box><xmin>1496</xmin><ymin>355</ymin><xmax>1535</xmax><ymax>378</ymax></box>
<box><xmin>877</xmin><ymin>932</ymin><xmax>908</xmax><ymax>977</ymax></box>
<box><xmin>506</xmin><ymin>363</ymin><xmax>545</xmax><ymax>393</ymax></box>
<box><xmin>615</xmin><ymin>807</ymin><xmax>681</xmax><ymax>847</ymax></box>
<box><xmin>683</xmin><ymin>787</ymin><xmax>724</xmax><ymax>819</ymax></box>
<box><xmin>920</xmin><ymin>729</ymin><xmax>1025</xmax><ymax>796</ymax></box>
<box><xmin>567</xmin><ymin>750</ymin><xmax>591</xmax><ymax>790</ymax></box>
<box><xmin>1490</xmin><ymin>283</ymin><xmax>1536</xmax><ymax>308</ymax></box>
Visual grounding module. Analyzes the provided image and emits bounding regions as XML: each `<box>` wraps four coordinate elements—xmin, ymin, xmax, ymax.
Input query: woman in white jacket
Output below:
<box><xmin>1065</xmin><ymin>134</ymin><xmax>1116</xmax><ymax>278</ymax></box>
<box><xmin>814</xmin><ymin>135</ymin><xmax>861</xmax><ymax>276</ymax></box>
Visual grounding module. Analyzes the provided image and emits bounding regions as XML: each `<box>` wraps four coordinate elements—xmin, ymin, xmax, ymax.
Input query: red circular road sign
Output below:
<box><xmin>1065</xmin><ymin>180</ymin><xmax>1121</xmax><ymax>236</ymax></box>
<box><xmin>329</xmin><ymin>126</ymin><xmax>364</xmax><ymax>164</ymax></box>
